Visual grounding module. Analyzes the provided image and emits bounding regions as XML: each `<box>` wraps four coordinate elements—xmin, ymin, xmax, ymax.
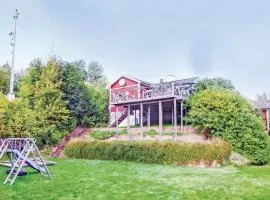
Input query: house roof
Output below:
<box><xmin>124</xmin><ymin>75</ymin><xmax>151</xmax><ymax>85</ymax></box>
<box><xmin>110</xmin><ymin>76</ymin><xmax>198</xmax><ymax>88</ymax></box>
<box><xmin>151</xmin><ymin>77</ymin><xmax>198</xmax><ymax>86</ymax></box>
<box><xmin>110</xmin><ymin>76</ymin><xmax>151</xmax><ymax>87</ymax></box>
<box><xmin>252</xmin><ymin>100</ymin><xmax>270</xmax><ymax>109</ymax></box>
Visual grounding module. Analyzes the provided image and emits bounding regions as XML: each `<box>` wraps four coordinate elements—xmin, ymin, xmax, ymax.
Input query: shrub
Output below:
<box><xmin>187</xmin><ymin>88</ymin><xmax>269</xmax><ymax>165</ymax></box>
<box><xmin>90</xmin><ymin>130</ymin><xmax>114</xmax><ymax>140</ymax></box>
<box><xmin>118</xmin><ymin>129</ymin><xmax>127</xmax><ymax>135</ymax></box>
<box><xmin>144</xmin><ymin>129</ymin><xmax>159</xmax><ymax>136</ymax></box>
<box><xmin>65</xmin><ymin>140</ymin><xmax>232</xmax><ymax>166</ymax></box>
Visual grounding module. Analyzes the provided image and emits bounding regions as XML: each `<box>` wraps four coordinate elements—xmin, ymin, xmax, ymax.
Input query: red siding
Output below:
<box><xmin>111</xmin><ymin>77</ymin><xmax>138</xmax><ymax>89</ymax></box>
<box><xmin>110</xmin><ymin>76</ymin><xmax>150</xmax><ymax>112</ymax></box>
<box><xmin>110</xmin><ymin>105</ymin><xmax>126</xmax><ymax>113</ymax></box>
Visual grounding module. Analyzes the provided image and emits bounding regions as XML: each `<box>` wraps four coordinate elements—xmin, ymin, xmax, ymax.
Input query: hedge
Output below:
<box><xmin>64</xmin><ymin>140</ymin><xmax>232</xmax><ymax>166</ymax></box>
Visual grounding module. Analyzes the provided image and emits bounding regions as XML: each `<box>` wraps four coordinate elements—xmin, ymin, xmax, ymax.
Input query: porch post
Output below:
<box><xmin>140</xmin><ymin>102</ymin><xmax>143</xmax><ymax>139</ymax></box>
<box><xmin>174</xmin><ymin>98</ymin><xmax>177</xmax><ymax>139</ymax></box>
<box><xmin>147</xmin><ymin>105</ymin><xmax>151</xmax><ymax>129</ymax></box>
<box><xmin>127</xmin><ymin>105</ymin><xmax>131</xmax><ymax>140</ymax></box>
<box><xmin>171</xmin><ymin>107</ymin><xmax>174</xmax><ymax>125</ymax></box>
<box><xmin>159</xmin><ymin>100</ymin><xmax>163</xmax><ymax>137</ymax></box>
<box><xmin>116</xmin><ymin>108</ymin><xmax>119</xmax><ymax>137</ymax></box>
<box><xmin>180</xmin><ymin>100</ymin><xmax>183</xmax><ymax>132</ymax></box>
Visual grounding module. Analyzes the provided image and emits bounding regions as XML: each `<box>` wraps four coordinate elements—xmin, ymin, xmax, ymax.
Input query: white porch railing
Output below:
<box><xmin>110</xmin><ymin>79</ymin><xmax>196</xmax><ymax>104</ymax></box>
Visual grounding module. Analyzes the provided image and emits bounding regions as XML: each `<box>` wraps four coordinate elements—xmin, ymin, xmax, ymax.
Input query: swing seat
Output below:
<box><xmin>6</xmin><ymin>169</ymin><xmax>27</xmax><ymax>176</ymax></box>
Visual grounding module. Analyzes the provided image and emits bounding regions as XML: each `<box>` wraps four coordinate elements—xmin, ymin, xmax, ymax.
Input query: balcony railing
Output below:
<box><xmin>110</xmin><ymin>79</ymin><xmax>196</xmax><ymax>104</ymax></box>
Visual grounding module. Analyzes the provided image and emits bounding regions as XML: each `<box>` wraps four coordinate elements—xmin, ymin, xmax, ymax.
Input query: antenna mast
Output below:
<box><xmin>8</xmin><ymin>9</ymin><xmax>19</xmax><ymax>101</ymax></box>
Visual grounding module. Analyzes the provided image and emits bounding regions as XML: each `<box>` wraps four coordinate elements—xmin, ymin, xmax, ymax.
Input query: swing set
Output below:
<box><xmin>0</xmin><ymin>138</ymin><xmax>53</xmax><ymax>185</ymax></box>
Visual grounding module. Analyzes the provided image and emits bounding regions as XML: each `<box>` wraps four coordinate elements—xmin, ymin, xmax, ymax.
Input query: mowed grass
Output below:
<box><xmin>0</xmin><ymin>159</ymin><xmax>270</xmax><ymax>200</ymax></box>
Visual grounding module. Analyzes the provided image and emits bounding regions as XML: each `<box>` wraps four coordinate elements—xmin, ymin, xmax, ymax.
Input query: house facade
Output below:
<box><xmin>253</xmin><ymin>100</ymin><xmax>270</xmax><ymax>133</ymax></box>
<box><xmin>109</xmin><ymin>75</ymin><xmax>197</xmax><ymax>133</ymax></box>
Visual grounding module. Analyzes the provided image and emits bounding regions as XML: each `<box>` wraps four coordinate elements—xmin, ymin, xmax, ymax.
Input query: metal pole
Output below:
<box><xmin>8</xmin><ymin>9</ymin><xmax>19</xmax><ymax>101</ymax></box>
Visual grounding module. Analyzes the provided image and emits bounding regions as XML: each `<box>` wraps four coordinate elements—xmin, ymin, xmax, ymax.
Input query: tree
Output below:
<box><xmin>195</xmin><ymin>77</ymin><xmax>235</xmax><ymax>93</ymax></box>
<box><xmin>60</xmin><ymin>61</ymin><xmax>87</xmax><ymax>125</ymax></box>
<box><xmin>31</xmin><ymin>60</ymin><xmax>71</xmax><ymax>145</ymax></box>
<box><xmin>81</xmin><ymin>83</ymin><xmax>109</xmax><ymax>127</ymax></box>
<box><xmin>0</xmin><ymin>63</ymin><xmax>23</xmax><ymax>95</ymax></box>
<box><xmin>0</xmin><ymin>92</ymin><xmax>9</xmax><ymax>137</ymax></box>
<box><xmin>0</xmin><ymin>64</ymin><xmax>10</xmax><ymax>95</ymax></box>
<box><xmin>2</xmin><ymin>99</ymin><xmax>33</xmax><ymax>138</ymax></box>
<box><xmin>18</xmin><ymin>58</ymin><xmax>44</xmax><ymax>107</ymax></box>
<box><xmin>87</xmin><ymin>61</ymin><xmax>105</xmax><ymax>84</ymax></box>
<box><xmin>187</xmin><ymin>88</ymin><xmax>268</xmax><ymax>165</ymax></box>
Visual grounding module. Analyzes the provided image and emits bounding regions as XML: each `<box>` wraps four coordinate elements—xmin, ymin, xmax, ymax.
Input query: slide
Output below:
<box><xmin>12</xmin><ymin>149</ymin><xmax>46</xmax><ymax>173</ymax></box>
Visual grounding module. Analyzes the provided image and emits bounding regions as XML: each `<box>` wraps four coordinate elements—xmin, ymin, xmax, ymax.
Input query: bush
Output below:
<box><xmin>65</xmin><ymin>140</ymin><xmax>232</xmax><ymax>166</ymax></box>
<box><xmin>118</xmin><ymin>129</ymin><xmax>127</xmax><ymax>135</ymax></box>
<box><xmin>90</xmin><ymin>130</ymin><xmax>114</xmax><ymax>140</ymax></box>
<box><xmin>144</xmin><ymin>129</ymin><xmax>159</xmax><ymax>136</ymax></box>
<box><xmin>187</xmin><ymin>88</ymin><xmax>269</xmax><ymax>165</ymax></box>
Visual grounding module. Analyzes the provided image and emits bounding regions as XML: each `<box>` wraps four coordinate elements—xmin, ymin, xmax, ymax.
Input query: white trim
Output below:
<box><xmin>138</xmin><ymin>81</ymin><xmax>141</xmax><ymax>99</ymax></box>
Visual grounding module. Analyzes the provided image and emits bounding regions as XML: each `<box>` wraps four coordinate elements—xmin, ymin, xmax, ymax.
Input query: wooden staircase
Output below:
<box><xmin>110</xmin><ymin>108</ymin><xmax>148</xmax><ymax>127</ymax></box>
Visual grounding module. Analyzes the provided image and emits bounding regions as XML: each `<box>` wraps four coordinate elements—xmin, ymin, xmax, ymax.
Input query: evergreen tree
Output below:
<box><xmin>60</xmin><ymin>61</ymin><xmax>87</xmax><ymax>124</ymax></box>
<box><xmin>31</xmin><ymin>60</ymin><xmax>71</xmax><ymax>145</ymax></box>
<box><xmin>18</xmin><ymin>58</ymin><xmax>44</xmax><ymax>107</ymax></box>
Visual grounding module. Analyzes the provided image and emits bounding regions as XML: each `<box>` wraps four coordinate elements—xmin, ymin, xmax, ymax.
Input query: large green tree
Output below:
<box><xmin>187</xmin><ymin>88</ymin><xmax>268</xmax><ymax>164</ymax></box>
<box><xmin>195</xmin><ymin>77</ymin><xmax>235</xmax><ymax>93</ymax></box>
<box><xmin>87</xmin><ymin>61</ymin><xmax>106</xmax><ymax>85</ymax></box>
<box><xmin>18</xmin><ymin>58</ymin><xmax>44</xmax><ymax>107</ymax></box>
<box><xmin>30</xmin><ymin>60</ymin><xmax>71</xmax><ymax>145</ymax></box>
<box><xmin>60</xmin><ymin>61</ymin><xmax>87</xmax><ymax>125</ymax></box>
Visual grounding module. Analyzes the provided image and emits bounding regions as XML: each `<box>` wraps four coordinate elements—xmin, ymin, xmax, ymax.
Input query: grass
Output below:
<box><xmin>0</xmin><ymin>158</ymin><xmax>270</xmax><ymax>199</ymax></box>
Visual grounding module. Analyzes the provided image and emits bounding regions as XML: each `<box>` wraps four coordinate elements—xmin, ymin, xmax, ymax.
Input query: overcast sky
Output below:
<box><xmin>0</xmin><ymin>0</ymin><xmax>269</xmax><ymax>98</ymax></box>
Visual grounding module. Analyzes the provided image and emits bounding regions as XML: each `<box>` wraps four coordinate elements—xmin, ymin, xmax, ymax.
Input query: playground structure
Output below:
<box><xmin>0</xmin><ymin>138</ymin><xmax>52</xmax><ymax>185</ymax></box>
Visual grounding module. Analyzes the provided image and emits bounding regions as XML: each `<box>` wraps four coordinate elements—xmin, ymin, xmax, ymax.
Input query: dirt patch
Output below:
<box><xmin>51</xmin><ymin>127</ymin><xmax>91</xmax><ymax>157</ymax></box>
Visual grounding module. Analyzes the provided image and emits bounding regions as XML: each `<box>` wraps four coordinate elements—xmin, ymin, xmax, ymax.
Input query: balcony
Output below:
<box><xmin>110</xmin><ymin>78</ymin><xmax>196</xmax><ymax>105</ymax></box>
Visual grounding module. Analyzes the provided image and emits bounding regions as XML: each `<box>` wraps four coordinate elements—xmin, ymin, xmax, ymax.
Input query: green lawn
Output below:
<box><xmin>0</xmin><ymin>159</ymin><xmax>270</xmax><ymax>200</ymax></box>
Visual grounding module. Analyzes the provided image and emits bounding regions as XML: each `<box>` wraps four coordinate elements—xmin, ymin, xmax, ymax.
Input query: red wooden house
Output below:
<box><xmin>253</xmin><ymin>100</ymin><xmax>270</xmax><ymax>133</ymax></box>
<box><xmin>109</xmin><ymin>75</ymin><xmax>197</xmax><ymax>133</ymax></box>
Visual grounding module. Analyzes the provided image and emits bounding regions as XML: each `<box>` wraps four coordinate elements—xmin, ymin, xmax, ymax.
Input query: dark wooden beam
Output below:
<box><xmin>159</xmin><ymin>100</ymin><xmax>163</xmax><ymax>135</ymax></box>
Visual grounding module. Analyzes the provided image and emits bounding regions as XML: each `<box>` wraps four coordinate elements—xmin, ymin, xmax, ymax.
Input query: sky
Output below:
<box><xmin>0</xmin><ymin>0</ymin><xmax>269</xmax><ymax>99</ymax></box>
